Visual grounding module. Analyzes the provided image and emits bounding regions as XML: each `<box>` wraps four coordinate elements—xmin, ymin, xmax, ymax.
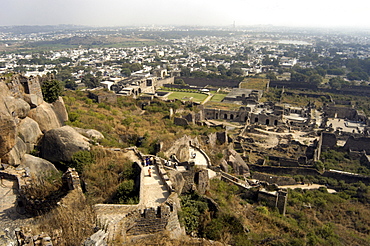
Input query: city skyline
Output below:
<box><xmin>1</xmin><ymin>0</ymin><xmax>370</xmax><ymax>29</ymax></box>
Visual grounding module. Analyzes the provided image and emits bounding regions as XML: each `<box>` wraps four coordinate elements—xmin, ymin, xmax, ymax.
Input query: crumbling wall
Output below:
<box><xmin>258</xmin><ymin>190</ymin><xmax>287</xmax><ymax>215</ymax></box>
<box><xmin>343</xmin><ymin>136</ymin><xmax>370</xmax><ymax>154</ymax></box>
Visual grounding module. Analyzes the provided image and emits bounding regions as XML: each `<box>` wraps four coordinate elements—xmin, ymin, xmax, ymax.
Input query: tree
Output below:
<box><xmin>290</xmin><ymin>72</ymin><xmax>308</xmax><ymax>82</ymax></box>
<box><xmin>41</xmin><ymin>80</ymin><xmax>61</xmax><ymax>103</ymax></box>
<box><xmin>266</xmin><ymin>72</ymin><xmax>277</xmax><ymax>81</ymax></box>
<box><xmin>180</xmin><ymin>67</ymin><xmax>191</xmax><ymax>77</ymax></box>
<box><xmin>329</xmin><ymin>77</ymin><xmax>349</xmax><ymax>89</ymax></box>
<box><xmin>82</xmin><ymin>74</ymin><xmax>100</xmax><ymax>89</ymax></box>
<box><xmin>65</xmin><ymin>79</ymin><xmax>77</xmax><ymax>90</ymax></box>
<box><xmin>174</xmin><ymin>78</ymin><xmax>186</xmax><ymax>85</ymax></box>
<box><xmin>217</xmin><ymin>65</ymin><xmax>227</xmax><ymax>76</ymax></box>
<box><xmin>121</xmin><ymin>68</ymin><xmax>131</xmax><ymax>77</ymax></box>
<box><xmin>130</xmin><ymin>63</ymin><xmax>143</xmax><ymax>72</ymax></box>
<box><xmin>309</xmin><ymin>74</ymin><xmax>323</xmax><ymax>86</ymax></box>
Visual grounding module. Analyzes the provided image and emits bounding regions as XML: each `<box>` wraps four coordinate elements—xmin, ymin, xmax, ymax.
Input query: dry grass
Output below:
<box><xmin>121</xmin><ymin>232</ymin><xmax>224</xmax><ymax>246</ymax></box>
<box><xmin>34</xmin><ymin>189</ymin><xmax>96</xmax><ymax>246</ymax></box>
<box><xmin>83</xmin><ymin>147</ymin><xmax>138</xmax><ymax>204</ymax></box>
<box><xmin>240</xmin><ymin>78</ymin><xmax>269</xmax><ymax>91</ymax></box>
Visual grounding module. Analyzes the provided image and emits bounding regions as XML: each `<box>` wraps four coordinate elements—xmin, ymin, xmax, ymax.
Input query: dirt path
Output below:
<box><xmin>279</xmin><ymin>183</ymin><xmax>336</xmax><ymax>193</ymax></box>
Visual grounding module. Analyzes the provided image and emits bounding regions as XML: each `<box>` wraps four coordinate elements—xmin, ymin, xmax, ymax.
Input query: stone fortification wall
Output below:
<box><xmin>267</xmin><ymin>156</ymin><xmax>302</xmax><ymax>167</ymax></box>
<box><xmin>182</xmin><ymin>77</ymin><xmax>240</xmax><ymax>88</ymax></box>
<box><xmin>163</xmin><ymin>83</ymin><xmax>218</xmax><ymax>91</ymax></box>
<box><xmin>258</xmin><ymin>190</ymin><xmax>287</xmax><ymax>215</ymax></box>
<box><xmin>88</xmin><ymin>90</ymin><xmax>117</xmax><ymax>104</ymax></box>
<box><xmin>249</xmin><ymin>164</ymin><xmax>370</xmax><ymax>185</ymax></box>
<box><xmin>323</xmin><ymin>170</ymin><xmax>370</xmax><ymax>185</ymax></box>
<box><xmin>320</xmin><ymin>132</ymin><xmax>337</xmax><ymax>149</ymax></box>
<box><xmin>343</xmin><ymin>136</ymin><xmax>370</xmax><ymax>154</ymax></box>
<box><xmin>269</xmin><ymin>81</ymin><xmax>318</xmax><ymax>91</ymax></box>
<box><xmin>203</xmin><ymin>107</ymin><xmax>249</xmax><ymax>123</ymax></box>
<box><xmin>249</xmin><ymin>164</ymin><xmax>320</xmax><ymax>176</ymax></box>
<box><xmin>94</xmin><ymin>151</ymin><xmax>184</xmax><ymax>242</ymax></box>
<box><xmin>124</xmin><ymin>205</ymin><xmax>171</xmax><ymax>236</ymax></box>
<box><xmin>154</xmin><ymin>76</ymin><xmax>174</xmax><ymax>88</ymax></box>
<box><xmin>251</xmin><ymin>172</ymin><xmax>297</xmax><ymax>186</ymax></box>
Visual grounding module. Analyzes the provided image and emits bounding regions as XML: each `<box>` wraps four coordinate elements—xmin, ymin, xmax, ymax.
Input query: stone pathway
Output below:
<box><xmin>0</xmin><ymin>179</ymin><xmax>32</xmax><ymax>244</ymax></box>
<box><xmin>189</xmin><ymin>147</ymin><xmax>208</xmax><ymax>168</ymax></box>
<box><xmin>141</xmin><ymin>166</ymin><xmax>170</xmax><ymax>208</ymax></box>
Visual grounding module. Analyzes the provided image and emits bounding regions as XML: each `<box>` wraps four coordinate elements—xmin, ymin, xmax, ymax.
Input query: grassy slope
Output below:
<box><xmin>61</xmin><ymin>90</ymin><xmax>370</xmax><ymax>245</ymax></box>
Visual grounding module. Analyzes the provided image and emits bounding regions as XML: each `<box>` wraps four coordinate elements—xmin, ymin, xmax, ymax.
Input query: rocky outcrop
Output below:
<box><xmin>0</xmin><ymin>83</ymin><xmax>17</xmax><ymax>157</ymax></box>
<box><xmin>41</xmin><ymin>126</ymin><xmax>90</xmax><ymax>163</ymax></box>
<box><xmin>20</xmin><ymin>154</ymin><xmax>58</xmax><ymax>178</ymax></box>
<box><xmin>2</xmin><ymin>137</ymin><xmax>27</xmax><ymax>165</ymax></box>
<box><xmin>52</xmin><ymin>96</ymin><xmax>69</xmax><ymax>124</ymax></box>
<box><xmin>225</xmin><ymin>148</ymin><xmax>250</xmax><ymax>177</ymax></box>
<box><xmin>28</xmin><ymin>101</ymin><xmax>62</xmax><ymax>132</ymax></box>
<box><xmin>168</xmin><ymin>170</ymin><xmax>185</xmax><ymax>195</ymax></box>
<box><xmin>18</xmin><ymin>117</ymin><xmax>43</xmax><ymax>152</ymax></box>
<box><xmin>194</xmin><ymin>169</ymin><xmax>209</xmax><ymax>195</ymax></box>
<box><xmin>0</xmin><ymin>112</ymin><xmax>17</xmax><ymax>157</ymax></box>
<box><xmin>164</xmin><ymin>135</ymin><xmax>199</xmax><ymax>162</ymax></box>
<box><xmin>5</xmin><ymin>97</ymin><xmax>31</xmax><ymax>120</ymax></box>
<box><xmin>174</xmin><ymin>117</ymin><xmax>189</xmax><ymax>126</ymax></box>
<box><xmin>23</xmin><ymin>93</ymin><xmax>43</xmax><ymax>108</ymax></box>
<box><xmin>83</xmin><ymin>230</ymin><xmax>108</xmax><ymax>246</ymax></box>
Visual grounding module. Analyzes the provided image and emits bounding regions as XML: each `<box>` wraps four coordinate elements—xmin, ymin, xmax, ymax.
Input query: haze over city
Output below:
<box><xmin>1</xmin><ymin>0</ymin><xmax>370</xmax><ymax>29</ymax></box>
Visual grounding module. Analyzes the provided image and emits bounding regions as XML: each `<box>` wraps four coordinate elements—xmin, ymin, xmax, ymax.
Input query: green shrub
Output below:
<box><xmin>115</xmin><ymin>180</ymin><xmax>139</xmax><ymax>204</ymax></box>
<box><xmin>42</xmin><ymin>80</ymin><xmax>62</xmax><ymax>103</ymax></box>
<box><xmin>69</xmin><ymin>150</ymin><xmax>94</xmax><ymax>173</ymax></box>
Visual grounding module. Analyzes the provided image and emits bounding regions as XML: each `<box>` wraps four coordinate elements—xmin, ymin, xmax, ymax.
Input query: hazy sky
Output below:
<box><xmin>1</xmin><ymin>0</ymin><xmax>369</xmax><ymax>28</ymax></box>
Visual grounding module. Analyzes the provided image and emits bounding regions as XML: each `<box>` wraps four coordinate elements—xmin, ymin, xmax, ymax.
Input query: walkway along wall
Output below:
<box><xmin>94</xmin><ymin>149</ymin><xmax>184</xmax><ymax>242</ymax></box>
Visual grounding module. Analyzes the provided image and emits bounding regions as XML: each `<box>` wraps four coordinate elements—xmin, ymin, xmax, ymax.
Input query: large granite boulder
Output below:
<box><xmin>164</xmin><ymin>135</ymin><xmax>199</xmax><ymax>162</ymax></box>
<box><xmin>2</xmin><ymin>137</ymin><xmax>27</xmax><ymax>165</ymax></box>
<box><xmin>18</xmin><ymin>117</ymin><xmax>43</xmax><ymax>152</ymax></box>
<box><xmin>194</xmin><ymin>169</ymin><xmax>209</xmax><ymax>195</ymax></box>
<box><xmin>52</xmin><ymin>96</ymin><xmax>69</xmax><ymax>124</ymax></box>
<box><xmin>73</xmin><ymin>127</ymin><xmax>105</xmax><ymax>141</ymax></box>
<box><xmin>20</xmin><ymin>154</ymin><xmax>58</xmax><ymax>178</ymax></box>
<box><xmin>0</xmin><ymin>112</ymin><xmax>17</xmax><ymax>157</ymax></box>
<box><xmin>168</xmin><ymin>170</ymin><xmax>185</xmax><ymax>195</ymax></box>
<box><xmin>0</xmin><ymin>83</ymin><xmax>17</xmax><ymax>157</ymax></box>
<box><xmin>4</xmin><ymin>97</ymin><xmax>31</xmax><ymax>119</ymax></box>
<box><xmin>24</xmin><ymin>93</ymin><xmax>43</xmax><ymax>108</ymax></box>
<box><xmin>41</xmin><ymin>126</ymin><xmax>91</xmax><ymax>163</ymax></box>
<box><xmin>28</xmin><ymin>101</ymin><xmax>62</xmax><ymax>132</ymax></box>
